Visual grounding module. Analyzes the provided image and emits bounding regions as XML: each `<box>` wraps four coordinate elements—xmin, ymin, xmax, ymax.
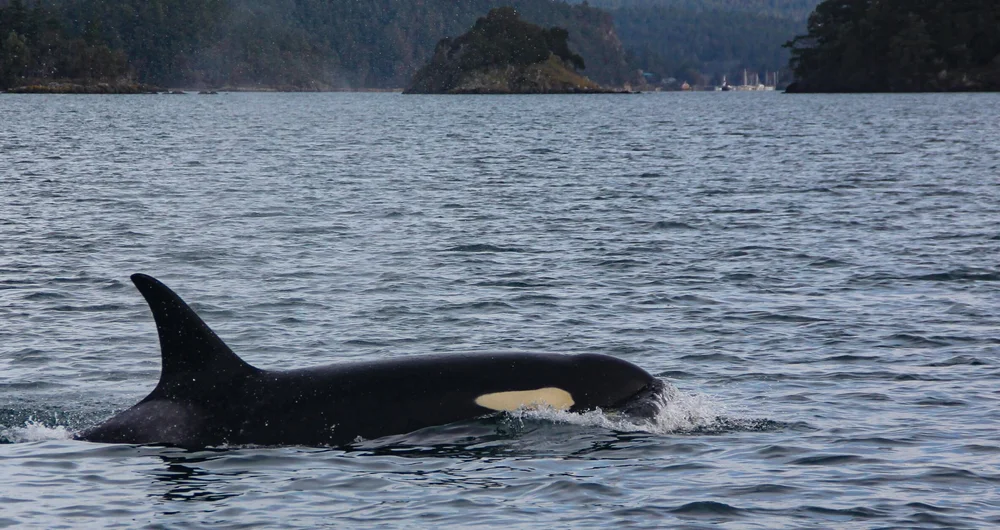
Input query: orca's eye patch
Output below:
<box><xmin>474</xmin><ymin>387</ymin><xmax>574</xmax><ymax>411</ymax></box>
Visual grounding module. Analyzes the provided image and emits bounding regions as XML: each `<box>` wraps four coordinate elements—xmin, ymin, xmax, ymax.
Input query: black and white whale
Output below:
<box><xmin>77</xmin><ymin>274</ymin><xmax>664</xmax><ymax>447</ymax></box>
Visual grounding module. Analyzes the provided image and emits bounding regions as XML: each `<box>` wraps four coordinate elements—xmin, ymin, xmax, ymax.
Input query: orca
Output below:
<box><xmin>77</xmin><ymin>274</ymin><xmax>664</xmax><ymax>447</ymax></box>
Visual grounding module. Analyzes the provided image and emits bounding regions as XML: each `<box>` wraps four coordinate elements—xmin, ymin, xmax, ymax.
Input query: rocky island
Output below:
<box><xmin>405</xmin><ymin>8</ymin><xmax>619</xmax><ymax>94</ymax></box>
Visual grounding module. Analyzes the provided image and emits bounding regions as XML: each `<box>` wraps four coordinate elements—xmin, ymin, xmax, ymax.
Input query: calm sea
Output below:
<box><xmin>1</xmin><ymin>92</ymin><xmax>998</xmax><ymax>528</ymax></box>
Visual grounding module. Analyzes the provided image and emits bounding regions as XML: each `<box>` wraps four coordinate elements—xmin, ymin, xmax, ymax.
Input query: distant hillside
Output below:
<box><xmin>1</xmin><ymin>0</ymin><xmax>630</xmax><ymax>90</ymax></box>
<box><xmin>566</xmin><ymin>0</ymin><xmax>821</xmax><ymax>83</ymax></box>
<box><xmin>572</xmin><ymin>0</ymin><xmax>820</xmax><ymax>21</ymax></box>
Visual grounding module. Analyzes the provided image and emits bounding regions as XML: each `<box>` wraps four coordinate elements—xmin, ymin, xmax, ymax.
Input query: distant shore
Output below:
<box><xmin>4</xmin><ymin>82</ymin><xmax>161</xmax><ymax>94</ymax></box>
<box><xmin>3</xmin><ymin>84</ymin><xmax>643</xmax><ymax>95</ymax></box>
<box><xmin>1</xmin><ymin>82</ymin><xmax>407</xmax><ymax>94</ymax></box>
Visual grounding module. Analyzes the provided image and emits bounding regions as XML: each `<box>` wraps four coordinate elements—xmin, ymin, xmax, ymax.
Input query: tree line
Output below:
<box><xmin>1</xmin><ymin>0</ymin><xmax>130</xmax><ymax>88</ymax></box>
<box><xmin>786</xmin><ymin>0</ymin><xmax>1000</xmax><ymax>92</ymax></box>
<box><xmin>1</xmin><ymin>0</ymin><xmax>630</xmax><ymax>90</ymax></box>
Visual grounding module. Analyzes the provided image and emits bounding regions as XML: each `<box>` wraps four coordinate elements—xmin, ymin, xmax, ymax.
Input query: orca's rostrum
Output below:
<box><xmin>77</xmin><ymin>274</ymin><xmax>664</xmax><ymax>447</ymax></box>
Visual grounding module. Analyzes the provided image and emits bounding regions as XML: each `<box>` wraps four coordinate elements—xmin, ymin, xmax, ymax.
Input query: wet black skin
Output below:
<box><xmin>77</xmin><ymin>274</ymin><xmax>662</xmax><ymax>448</ymax></box>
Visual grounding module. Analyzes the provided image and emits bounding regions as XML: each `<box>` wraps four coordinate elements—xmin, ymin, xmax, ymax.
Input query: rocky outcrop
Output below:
<box><xmin>408</xmin><ymin>54</ymin><xmax>617</xmax><ymax>94</ymax></box>
<box><xmin>405</xmin><ymin>8</ymin><xmax>622</xmax><ymax>94</ymax></box>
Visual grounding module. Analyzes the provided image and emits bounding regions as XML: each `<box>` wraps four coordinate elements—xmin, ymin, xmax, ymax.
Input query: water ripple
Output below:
<box><xmin>1</xmin><ymin>92</ymin><xmax>999</xmax><ymax>528</ymax></box>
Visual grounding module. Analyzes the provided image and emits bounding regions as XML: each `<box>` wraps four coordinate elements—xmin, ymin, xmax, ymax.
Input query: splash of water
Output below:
<box><xmin>512</xmin><ymin>381</ymin><xmax>775</xmax><ymax>435</ymax></box>
<box><xmin>0</xmin><ymin>419</ymin><xmax>74</xmax><ymax>444</ymax></box>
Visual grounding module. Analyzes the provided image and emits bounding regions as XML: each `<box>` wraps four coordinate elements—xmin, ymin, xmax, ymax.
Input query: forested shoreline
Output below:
<box><xmin>1</xmin><ymin>0</ymin><xmax>629</xmax><ymax>91</ymax></box>
<box><xmin>8</xmin><ymin>0</ymin><xmax>993</xmax><ymax>93</ymax></box>
<box><xmin>786</xmin><ymin>0</ymin><xmax>1000</xmax><ymax>92</ymax></box>
<box><xmin>1</xmin><ymin>0</ymin><xmax>133</xmax><ymax>89</ymax></box>
<box><xmin>1</xmin><ymin>0</ymin><xmax>823</xmax><ymax>91</ymax></box>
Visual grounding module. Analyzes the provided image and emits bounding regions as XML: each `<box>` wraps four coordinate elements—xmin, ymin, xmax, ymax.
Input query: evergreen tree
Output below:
<box><xmin>786</xmin><ymin>0</ymin><xmax>1000</xmax><ymax>92</ymax></box>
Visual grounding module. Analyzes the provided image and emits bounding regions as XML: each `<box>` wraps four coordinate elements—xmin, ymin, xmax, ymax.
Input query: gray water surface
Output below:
<box><xmin>1</xmin><ymin>92</ymin><xmax>999</xmax><ymax>528</ymax></box>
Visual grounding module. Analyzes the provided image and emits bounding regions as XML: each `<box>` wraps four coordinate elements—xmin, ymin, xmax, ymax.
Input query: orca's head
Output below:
<box><xmin>568</xmin><ymin>353</ymin><xmax>660</xmax><ymax>413</ymax></box>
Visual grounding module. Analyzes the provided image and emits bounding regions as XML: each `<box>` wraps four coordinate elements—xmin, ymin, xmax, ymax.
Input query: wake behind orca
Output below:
<box><xmin>77</xmin><ymin>274</ymin><xmax>665</xmax><ymax>448</ymax></box>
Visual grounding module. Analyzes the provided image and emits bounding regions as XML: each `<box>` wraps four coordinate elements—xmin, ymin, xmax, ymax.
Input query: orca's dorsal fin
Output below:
<box><xmin>131</xmin><ymin>274</ymin><xmax>258</xmax><ymax>384</ymax></box>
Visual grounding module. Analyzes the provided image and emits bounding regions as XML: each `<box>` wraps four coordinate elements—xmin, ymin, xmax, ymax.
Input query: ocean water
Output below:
<box><xmin>1</xmin><ymin>91</ymin><xmax>998</xmax><ymax>528</ymax></box>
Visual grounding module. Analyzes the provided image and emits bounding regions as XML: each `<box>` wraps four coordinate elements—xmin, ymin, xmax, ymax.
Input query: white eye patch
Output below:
<box><xmin>474</xmin><ymin>387</ymin><xmax>575</xmax><ymax>411</ymax></box>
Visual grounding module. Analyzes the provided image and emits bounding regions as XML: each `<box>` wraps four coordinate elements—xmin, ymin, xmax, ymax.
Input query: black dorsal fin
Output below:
<box><xmin>131</xmin><ymin>274</ymin><xmax>258</xmax><ymax>383</ymax></box>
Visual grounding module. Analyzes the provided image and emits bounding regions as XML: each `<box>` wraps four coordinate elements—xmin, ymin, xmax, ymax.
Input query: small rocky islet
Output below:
<box><xmin>404</xmin><ymin>8</ymin><xmax>624</xmax><ymax>95</ymax></box>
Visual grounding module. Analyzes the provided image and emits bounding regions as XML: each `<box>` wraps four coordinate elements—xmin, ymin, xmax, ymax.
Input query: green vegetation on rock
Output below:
<box><xmin>405</xmin><ymin>8</ymin><xmax>606</xmax><ymax>94</ymax></box>
<box><xmin>785</xmin><ymin>0</ymin><xmax>1000</xmax><ymax>92</ymax></box>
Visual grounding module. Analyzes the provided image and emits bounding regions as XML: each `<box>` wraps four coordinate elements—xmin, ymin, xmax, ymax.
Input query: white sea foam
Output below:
<box><xmin>512</xmin><ymin>382</ymin><xmax>730</xmax><ymax>435</ymax></box>
<box><xmin>0</xmin><ymin>419</ymin><xmax>74</xmax><ymax>443</ymax></box>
